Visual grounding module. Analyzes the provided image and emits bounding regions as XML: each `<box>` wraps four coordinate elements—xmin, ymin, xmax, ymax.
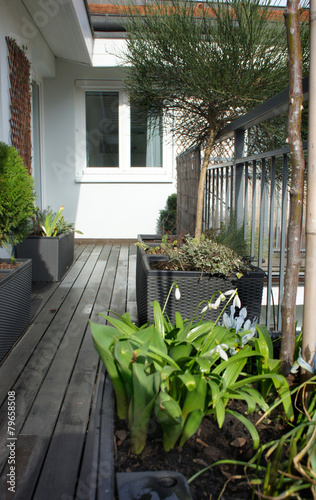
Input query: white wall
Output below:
<box><xmin>42</xmin><ymin>60</ymin><xmax>177</xmax><ymax>239</ymax></box>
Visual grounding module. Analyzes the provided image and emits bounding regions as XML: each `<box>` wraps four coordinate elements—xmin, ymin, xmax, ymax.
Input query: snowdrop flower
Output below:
<box><xmin>291</xmin><ymin>346</ymin><xmax>316</xmax><ymax>375</ymax></box>
<box><xmin>209</xmin><ymin>343</ymin><xmax>229</xmax><ymax>362</ymax></box>
<box><xmin>175</xmin><ymin>285</ymin><xmax>181</xmax><ymax>300</ymax></box>
<box><xmin>201</xmin><ymin>302</ymin><xmax>219</xmax><ymax>313</ymax></box>
<box><xmin>233</xmin><ymin>294</ymin><xmax>241</xmax><ymax>309</ymax></box>
<box><xmin>224</xmin><ymin>289</ymin><xmax>237</xmax><ymax>297</ymax></box>
<box><xmin>201</xmin><ymin>292</ymin><xmax>227</xmax><ymax>314</ymax></box>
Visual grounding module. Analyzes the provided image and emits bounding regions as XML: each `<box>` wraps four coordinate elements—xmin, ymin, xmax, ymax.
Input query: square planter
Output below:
<box><xmin>0</xmin><ymin>259</ymin><xmax>32</xmax><ymax>362</ymax></box>
<box><xmin>15</xmin><ymin>231</ymin><xmax>74</xmax><ymax>281</ymax></box>
<box><xmin>136</xmin><ymin>234</ymin><xmax>265</xmax><ymax>325</ymax></box>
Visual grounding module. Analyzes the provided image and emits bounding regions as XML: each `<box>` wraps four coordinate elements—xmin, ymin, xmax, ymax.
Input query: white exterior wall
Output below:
<box><xmin>0</xmin><ymin>2</ymin><xmax>177</xmax><ymax>240</ymax></box>
<box><xmin>42</xmin><ymin>60</ymin><xmax>177</xmax><ymax>239</ymax></box>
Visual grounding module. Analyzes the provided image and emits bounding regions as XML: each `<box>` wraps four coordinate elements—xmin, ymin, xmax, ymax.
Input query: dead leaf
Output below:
<box><xmin>196</xmin><ymin>438</ymin><xmax>209</xmax><ymax>448</ymax></box>
<box><xmin>193</xmin><ymin>458</ymin><xmax>208</xmax><ymax>467</ymax></box>
<box><xmin>230</xmin><ymin>437</ymin><xmax>247</xmax><ymax>448</ymax></box>
<box><xmin>116</xmin><ymin>430</ymin><xmax>127</xmax><ymax>441</ymax></box>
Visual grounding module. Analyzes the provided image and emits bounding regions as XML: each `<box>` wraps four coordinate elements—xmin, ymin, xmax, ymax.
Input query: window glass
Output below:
<box><xmin>86</xmin><ymin>92</ymin><xmax>119</xmax><ymax>167</ymax></box>
<box><xmin>131</xmin><ymin>106</ymin><xmax>163</xmax><ymax>167</ymax></box>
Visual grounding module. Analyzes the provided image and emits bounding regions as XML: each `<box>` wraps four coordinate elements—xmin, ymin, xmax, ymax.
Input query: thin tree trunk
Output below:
<box><xmin>280</xmin><ymin>0</ymin><xmax>305</xmax><ymax>376</ymax></box>
<box><xmin>302</xmin><ymin>0</ymin><xmax>316</xmax><ymax>381</ymax></box>
<box><xmin>195</xmin><ymin>130</ymin><xmax>216</xmax><ymax>241</ymax></box>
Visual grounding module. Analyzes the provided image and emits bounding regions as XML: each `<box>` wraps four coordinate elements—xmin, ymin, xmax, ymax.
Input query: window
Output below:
<box><xmin>130</xmin><ymin>107</ymin><xmax>162</xmax><ymax>168</ymax></box>
<box><xmin>86</xmin><ymin>91</ymin><xmax>119</xmax><ymax>168</ymax></box>
<box><xmin>75</xmin><ymin>80</ymin><xmax>173</xmax><ymax>183</ymax></box>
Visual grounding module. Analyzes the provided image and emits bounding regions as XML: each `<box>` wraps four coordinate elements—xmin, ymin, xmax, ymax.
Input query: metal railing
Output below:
<box><xmin>203</xmin><ymin>77</ymin><xmax>308</xmax><ymax>331</ymax></box>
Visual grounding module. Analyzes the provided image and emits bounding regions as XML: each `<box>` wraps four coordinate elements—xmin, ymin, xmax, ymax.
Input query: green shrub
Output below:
<box><xmin>157</xmin><ymin>193</ymin><xmax>177</xmax><ymax>234</ymax></box>
<box><xmin>0</xmin><ymin>143</ymin><xmax>35</xmax><ymax>249</ymax></box>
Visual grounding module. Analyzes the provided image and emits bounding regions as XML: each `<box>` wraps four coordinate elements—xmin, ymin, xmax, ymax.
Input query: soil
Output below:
<box><xmin>114</xmin><ymin>400</ymin><xmax>289</xmax><ymax>500</ymax></box>
<box><xmin>0</xmin><ymin>261</ymin><xmax>20</xmax><ymax>269</ymax></box>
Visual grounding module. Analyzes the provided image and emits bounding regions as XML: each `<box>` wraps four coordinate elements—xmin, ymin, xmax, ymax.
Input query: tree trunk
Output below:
<box><xmin>280</xmin><ymin>0</ymin><xmax>305</xmax><ymax>376</ymax></box>
<box><xmin>302</xmin><ymin>0</ymin><xmax>316</xmax><ymax>381</ymax></box>
<box><xmin>194</xmin><ymin>130</ymin><xmax>216</xmax><ymax>241</ymax></box>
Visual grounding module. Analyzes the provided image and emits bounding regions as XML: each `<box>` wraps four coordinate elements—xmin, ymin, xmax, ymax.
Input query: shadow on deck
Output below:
<box><xmin>0</xmin><ymin>242</ymin><xmax>137</xmax><ymax>500</ymax></box>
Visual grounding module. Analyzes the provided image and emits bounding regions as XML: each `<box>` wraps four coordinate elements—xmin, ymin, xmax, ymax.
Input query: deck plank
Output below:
<box><xmin>0</xmin><ymin>243</ymin><xmax>136</xmax><ymax>500</ymax></box>
<box><xmin>0</xmin><ymin>244</ymin><xmax>95</xmax><ymax>407</ymax></box>
<box><xmin>0</xmin><ymin>245</ymin><xmax>100</xmax><ymax>481</ymax></box>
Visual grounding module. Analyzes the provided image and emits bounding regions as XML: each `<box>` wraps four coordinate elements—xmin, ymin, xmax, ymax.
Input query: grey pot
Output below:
<box><xmin>136</xmin><ymin>234</ymin><xmax>265</xmax><ymax>325</ymax></box>
<box><xmin>0</xmin><ymin>258</ymin><xmax>32</xmax><ymax>362</ymax></box>
<box><xmin>16</xmin><ymin>232</ymin><xmax>74</xmax><ymax>281</ymax></box>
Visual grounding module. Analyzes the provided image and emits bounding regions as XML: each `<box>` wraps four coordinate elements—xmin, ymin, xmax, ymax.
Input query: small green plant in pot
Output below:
<box><xmin>0</xmin><ymin>142</ymin><xmax>36</xmax><ymax>258</ymax></box>
<box><xmin>90</xmin><ymin>286</ymin><xmax>293</xmax><ymax>455</ymax></box>
<box><xmin>27</xmin><ymin>205</ymin><xmax>82</xmax><ymax>237</ymax></box>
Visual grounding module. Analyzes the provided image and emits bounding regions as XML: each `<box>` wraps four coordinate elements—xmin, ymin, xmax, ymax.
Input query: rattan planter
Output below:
<box><xmin>136</xmin><ymin>235</ymin><xmax>265</xmax><ymax>325</ymax></box>
<box><xmin>0</xmin><ymin>259</ymin><xmax>32</xmax><ymax>362</ymax></box>
<box><xmin>16</xmin><ymin>232</ymin><xmax>74</xmax><ymax>281</ymax></box>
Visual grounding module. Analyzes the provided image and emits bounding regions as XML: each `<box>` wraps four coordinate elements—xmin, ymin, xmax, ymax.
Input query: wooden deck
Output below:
<box><xmin>0</xmin><ymin>242</ymin><xmax>137</xmax><ymax>500</ymax></box>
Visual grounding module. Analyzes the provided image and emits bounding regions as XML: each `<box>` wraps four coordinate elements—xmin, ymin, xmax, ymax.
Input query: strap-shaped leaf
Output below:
<box><xmin>225</xmin><ymin>408</ymin><xmax>260</xmax><ymax>449</ymax></box>
<box><xmin>153</xmin><ymin>300</ymin><xmax>165</xmax><ymax>338</ymax></box>
<box><xmin>180</xmin><ymin>408</ymin><xmax>203</xmax><ymax>447</ymax></box>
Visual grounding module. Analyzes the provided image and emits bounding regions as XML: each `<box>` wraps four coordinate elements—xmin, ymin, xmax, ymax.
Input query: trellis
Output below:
<box><xmin>6</xmin><ymin>37</ymin><xmax>32</xmax><ymax>174</ymax></box>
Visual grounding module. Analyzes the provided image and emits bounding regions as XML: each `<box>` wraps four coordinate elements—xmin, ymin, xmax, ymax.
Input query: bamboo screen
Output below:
<box><xmin>6</xmin><ymin>37</ymin><xmax>32</xmax><ymax>174</ymax></box>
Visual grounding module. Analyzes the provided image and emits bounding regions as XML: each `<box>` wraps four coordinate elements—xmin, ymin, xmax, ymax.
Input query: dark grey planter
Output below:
<box><xmin>0</xmin><ymin>258</ymin><xmax>32</xmax><ymax>362</ymax></box>
<box><xmin>116</xmin><ymin>471</ymin><xmax>192</xmax><ymax>500</ymax></box>
<box><xmin>136</xmin><ymin>234</ymin><xmax>265</xmax><ymax>325</ymax></box>
<box><xmin>15</xmin><ymin>231</ymin><xmax>74</xmax><ymax>281</ymax></box>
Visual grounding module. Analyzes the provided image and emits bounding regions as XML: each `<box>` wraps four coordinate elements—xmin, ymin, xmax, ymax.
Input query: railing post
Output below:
<box><xmin>234</xmin><ymin>129</ymin><xmax>245</xmax><ymax>227</ymax></box>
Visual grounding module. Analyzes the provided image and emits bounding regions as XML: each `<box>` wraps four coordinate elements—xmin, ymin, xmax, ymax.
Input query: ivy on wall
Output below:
<box><xmin>6</xmin><ymin>37</ymin><xmax>32</xmax><ymax>174</ymax></box>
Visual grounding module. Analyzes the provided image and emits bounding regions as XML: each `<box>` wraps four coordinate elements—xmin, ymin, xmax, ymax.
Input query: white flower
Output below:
<box><xmin>233</xmin><ymin>294</ymin><xmax>241</xmax><ymax>309</ymax></box>
<box><xmin>201</xmin><ymin>301</ymin><xmax>219</xmax><ymax>314</ymax></box>
<box><xmin>224</xmin><ymin>289</ymin><xmax>237</xmax><ymax>296</ymax></box>
<box><xmin>209</xmin><ymin>343</ymin><xmax>229</xmax><ymax>362</ymax></box>
<box><xmin>175</xmin><ymin>285</ymin><xmax>181</xmax><ymax>300</ymax></box>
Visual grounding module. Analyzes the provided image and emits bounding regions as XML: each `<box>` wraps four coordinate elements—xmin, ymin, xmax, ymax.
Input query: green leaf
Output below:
<box><xmin>90</xmin><ymin>323</ymin><xmax>128</xmax><ymax>419</ymax></box>
<box><xmin>231</xmin><ymin>374</ymin><xmax>294</xmax><ymax>421</ymax></box>
<box><xmin>207</xmin><ymin>378</ymin><xmax>221</xmax><ymax>407</ymax></box>
<box><xmin>256</xmin><ymin>325</ymin><xmax>274</xmax><ymax>360</ymax></box>
<box><xmin>129</xmin><ymin>367</ymin><xmax>159</xmax><ymax>454</ymax></box>
<box><xmin>196</xmin><ymin>356</ymin><xmax>213</xmax><ymax>373</ymax></box>
<box><xmin>169</xmin><ymin>343</ymin><xmax>192</xmax><ymax>363</ymax></box>
<box><xmin>177</xmin><ymin>372</ymin><xmax>196</xmax><ymax>391</ymax></box>
<box><xmin>153</xmin><ymin>300</ymin><xmax>165</xmax><ymax>338</ymax></box>
<box><xmin>175</xmin><ymin>311</ymin><xmax>184</xmax><ymax>330</ymax></box>
<box><xmin>180</xmin><ymin>409</ymin><xmax>204</xmax><ymax>447</ymax></box>
<box><xmin>215</xmin><ymin>399</ymin><xmax>226</xmax><ymax>428</ymax></box>
<box><xmin>134</xmin><ymin>325</ymin><xmax>168</xmax><ymax>355</ymax></box>
<box><xmin>182</xmin><ymin>375</ymin><xmax>207</xmax><ymax>421</ymax></box>
<box><xmin>100</xmin><ymin>315</ymin><xmax>136</xmax><ymax>336</ymax></box>
<box><xmin>155</xmin><ymin>392</ymin><xmax>184</xmax><ymax>451</ymax></box>
<box><xmin>114</xmin><ymin>339</ymin><xmax>134</xmax><ymax>401</ymax></box>
<box><xmin>225</xmin><ymin>409</ymin><xmax>260</xmax><ymax>449</ymax></box>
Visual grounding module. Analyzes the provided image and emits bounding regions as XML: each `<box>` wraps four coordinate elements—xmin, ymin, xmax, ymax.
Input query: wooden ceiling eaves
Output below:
<box><xmin>88</xmin><ymin>3</ymin><xmax>309</xmax><ymax>22</ymax></box>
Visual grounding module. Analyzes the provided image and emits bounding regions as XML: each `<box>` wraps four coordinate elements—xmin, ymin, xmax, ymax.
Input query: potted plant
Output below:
<box><xmin>136</xmin><ymin>233</ymin><xmax>265</xmax><ymax>325</ymax></box>
<box><xmin>90</xmin><ymin>292</ymin><xmax>293</xmax><ymax>498</ymax></box>
<box><xmin>15</xmin><ymin>206</ymin><xmax>82</xmax><ymax>281</ymax></box>
<box><xmin>0</xmin><ymin>142</ymin><xmax>35</xmax><ymax>362</ymax></box>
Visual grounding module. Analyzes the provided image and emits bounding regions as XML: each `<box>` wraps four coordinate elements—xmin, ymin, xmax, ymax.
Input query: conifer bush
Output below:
<box><xmin>0</xmin><ymin>142</ymin><xmax>35</xmax><ymax>250</ymax></box>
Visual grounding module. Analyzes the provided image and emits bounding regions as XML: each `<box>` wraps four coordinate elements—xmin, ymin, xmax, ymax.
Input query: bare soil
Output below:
<box><xmin>114</xmin><ymin>400</ymin><xmax>289</xmax><ymax>500</ymax></box>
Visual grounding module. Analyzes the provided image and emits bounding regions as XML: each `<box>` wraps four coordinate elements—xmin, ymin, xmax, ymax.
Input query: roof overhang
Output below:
<box><xmin>21</xmin><ymin>0</ymin><xmax>94</xmax><ymax>64</ymax></box>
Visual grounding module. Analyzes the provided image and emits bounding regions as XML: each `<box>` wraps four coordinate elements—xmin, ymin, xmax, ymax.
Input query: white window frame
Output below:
<box><xmin>74</xmin><ymin>80</ymin><xmax>174</xmax><ymax>183</ymax></box>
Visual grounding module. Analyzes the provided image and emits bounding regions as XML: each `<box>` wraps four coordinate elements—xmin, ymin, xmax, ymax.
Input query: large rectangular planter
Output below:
<box><xmin>136</xmin><ymin>234</ymin><xmax>265</xmax><ymax>325</ymax></box>
<box><xmin>0</xmin><ymin>259</ymin><xmax>32</xmax><ymax>362</ymax></box>
<box><xmin>15</xmin><ymin>231</ymin><xmax>74</xmax><ymax>281</ymax></box>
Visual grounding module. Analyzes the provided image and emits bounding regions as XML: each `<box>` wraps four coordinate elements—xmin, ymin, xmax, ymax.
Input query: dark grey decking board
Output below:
<box><xmin>0</xmin><ymin>243</ymin><xmax>137</xmax><ymax>500</ymax></box>
<box><xmin>0</xmin><ymin>243</ymin><xmax>94</xmax><ymax>407</ymax></box>
<box><xmin>0</xmin><ymin>243</ymin><xmax>102</xmax><ymax>498</ymax></box>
